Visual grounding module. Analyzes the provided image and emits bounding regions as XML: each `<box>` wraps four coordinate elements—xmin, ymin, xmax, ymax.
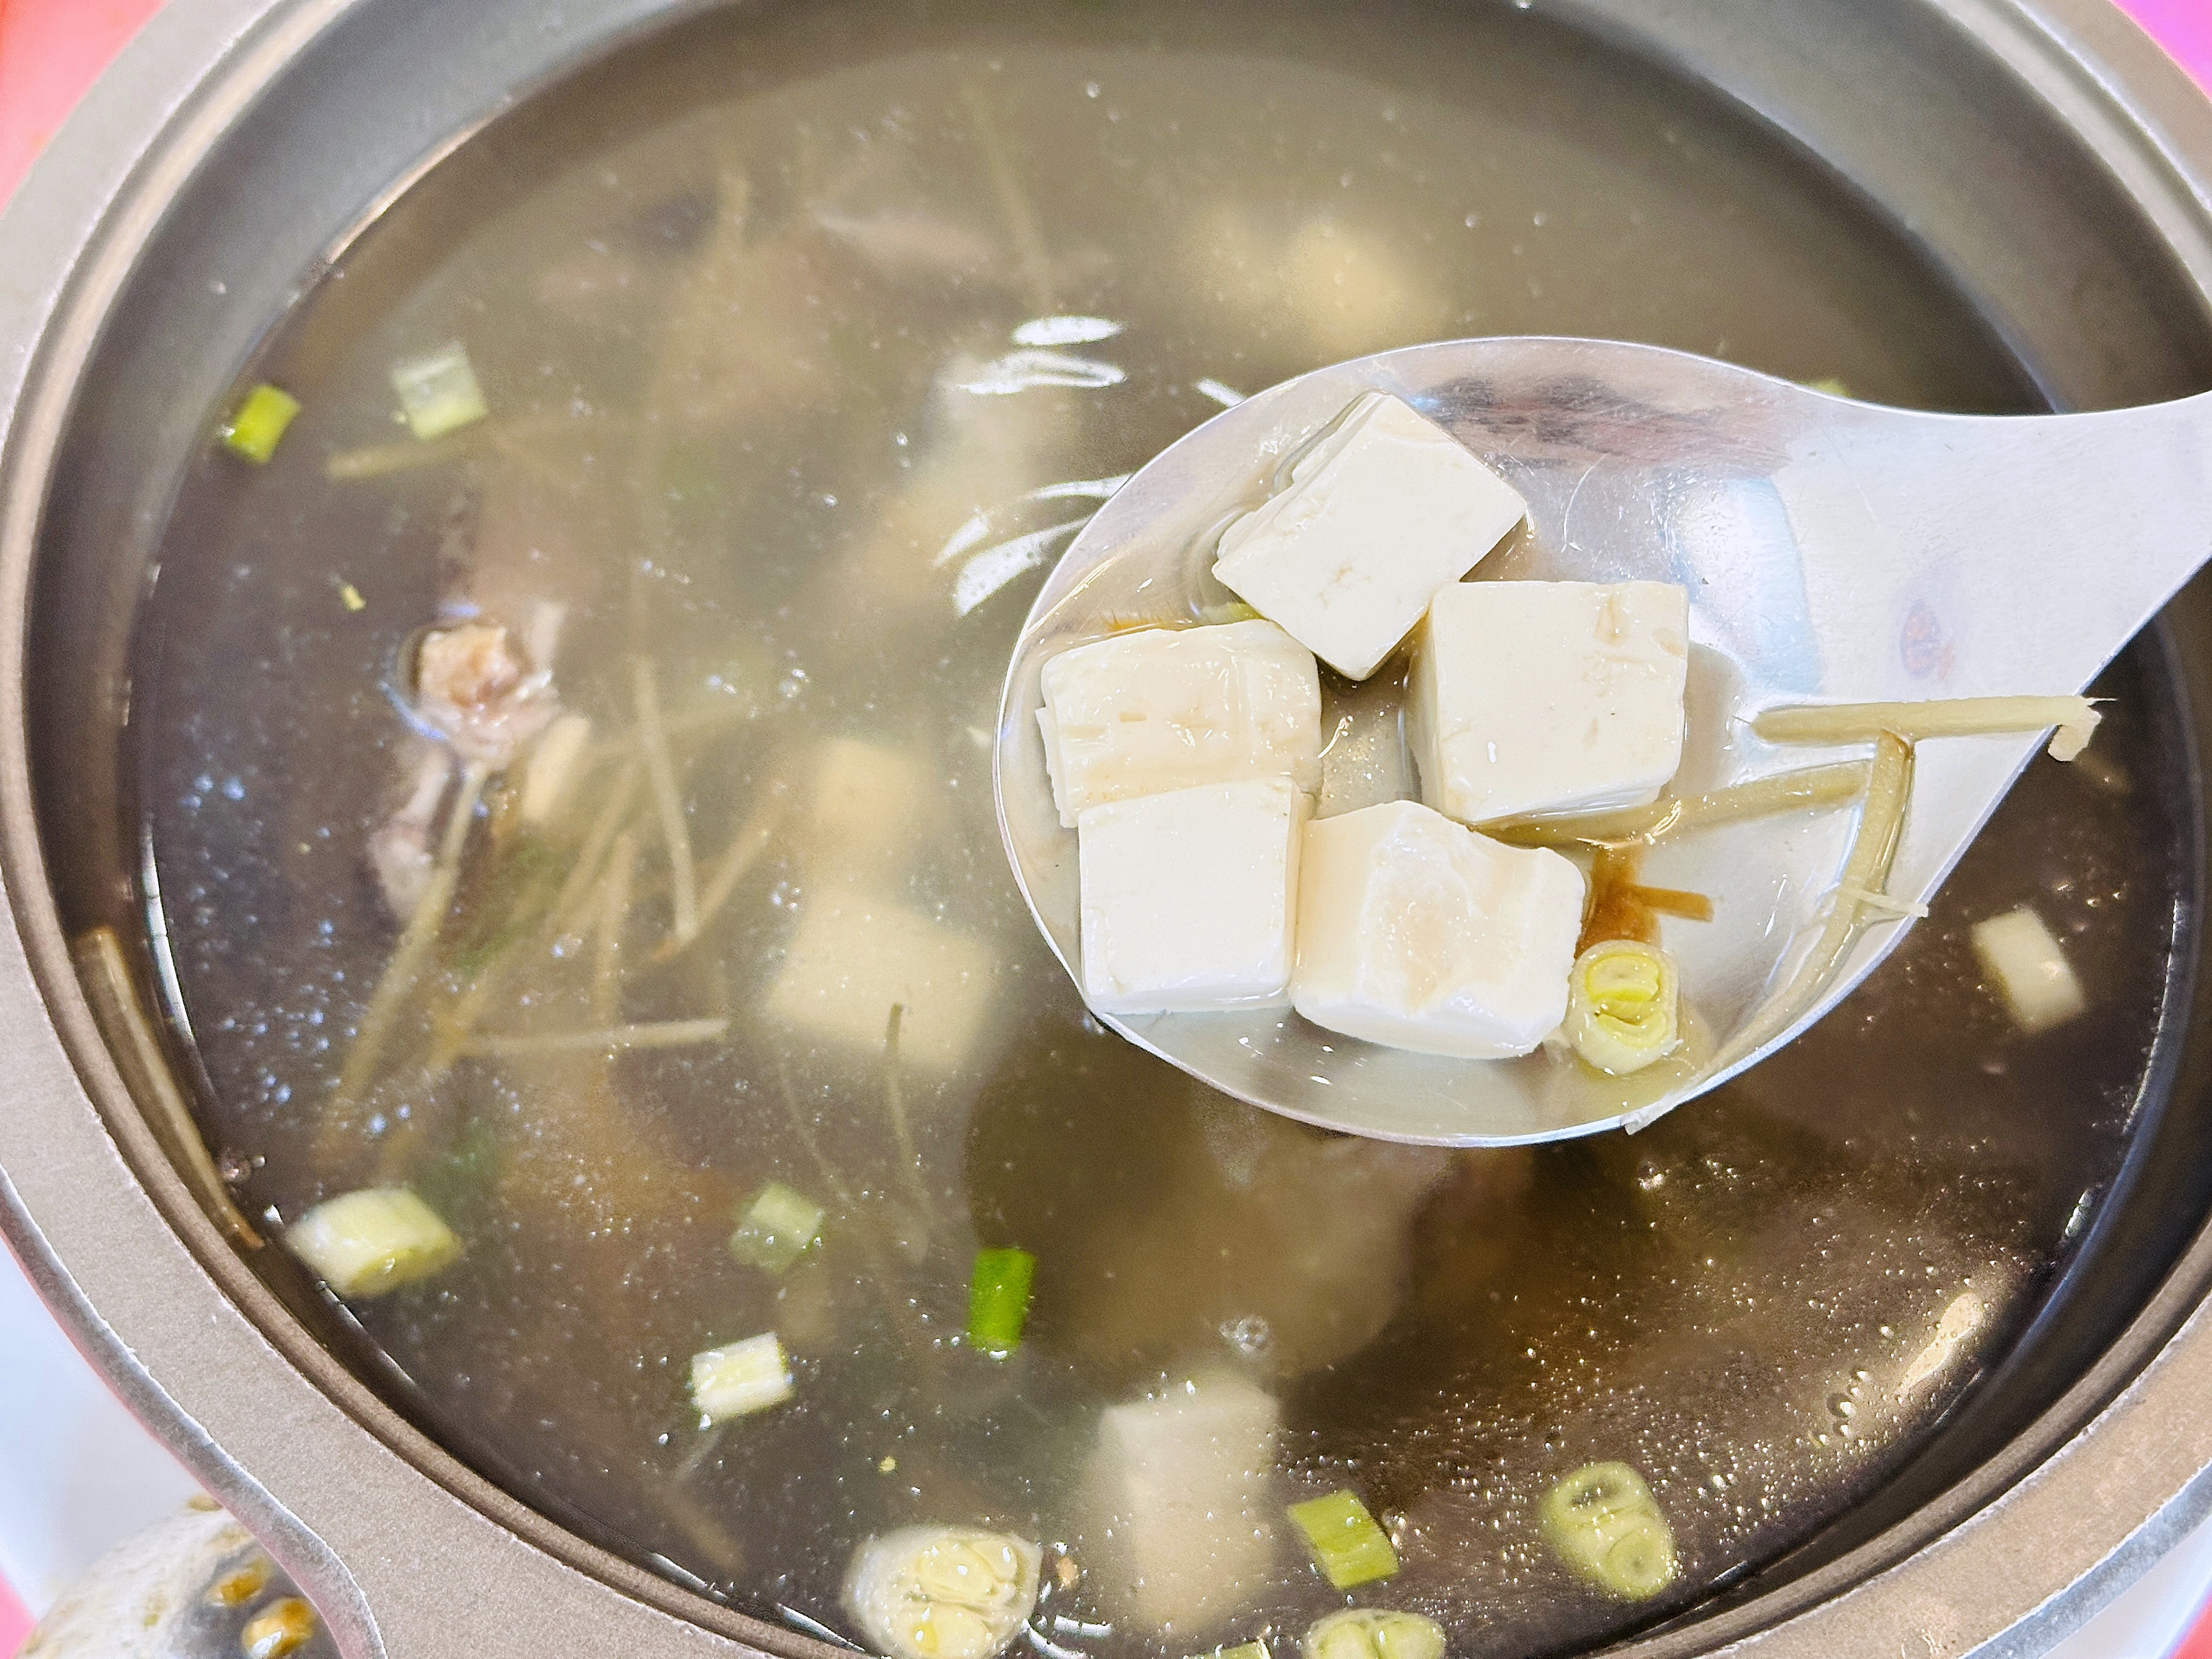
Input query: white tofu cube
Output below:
<box><xmin>1037</xmin><ymin>620</ymin><xmax>1321</xmax><ymax>828</ymax></box>
<box><xmin>1078</xmin><ymin>778</ymin><xmax>1306</xmax><ymax>1015</ymax></box>
<box><xmin>1409</xmin><ymin>580</ymin><xmax>1690</xmax><ymax>824</ymax></box>
<box><xmin>765</xmin><ymin>891</ymin><xmax>996</xmax><ymax>1075</ymax></box>
<box><xmin>1085</xmin><ymin>1376</ymin><xmax>1281</xmax><ymax>1637</ymax></box>
<box><xmin>805</xmin><ymin>736</ymin><xmax>937</xmax><ymax>888</ymax></box>
<box><xmin>1211</xmin><ymin>392</ymin><xmax>1525</xmax><ymax>681</ymax></box>
<box><xmin>1971</xmin><ymin>906</ymin><xmax>2087</xmax><ymax>1034</ymax></box>
<box><xmin>1293</xmin><ymin>800</ymin><xmax>1585</xmax><ymax>1059</ymax></box>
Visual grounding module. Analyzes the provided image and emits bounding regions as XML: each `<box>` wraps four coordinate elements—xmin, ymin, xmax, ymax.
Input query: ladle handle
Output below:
<box><xmin>1817</xmin><ymin>390</ymin><xmax>2212</xmax><ymax>699</ymax></box>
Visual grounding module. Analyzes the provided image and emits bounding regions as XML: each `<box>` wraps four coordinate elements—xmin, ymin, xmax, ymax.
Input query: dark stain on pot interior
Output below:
<box><xmin>122</xmin><ymin>1</ymin><xmax>2194</xmax><ymax>1654</ymax></box>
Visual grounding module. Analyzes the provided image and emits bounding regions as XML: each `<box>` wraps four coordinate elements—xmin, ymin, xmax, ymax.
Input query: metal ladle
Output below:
<box><xmin>992</xmin><ymin>337</ymin><xmax>2212</xmax><ymax>1146</ymax></box>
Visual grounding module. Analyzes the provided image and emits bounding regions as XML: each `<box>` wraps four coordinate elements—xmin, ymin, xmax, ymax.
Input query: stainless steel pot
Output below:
<box><xmin>5</xmin><ymin>2</ymin><xmax>2212</xmax><ymax>1655</ymax></box>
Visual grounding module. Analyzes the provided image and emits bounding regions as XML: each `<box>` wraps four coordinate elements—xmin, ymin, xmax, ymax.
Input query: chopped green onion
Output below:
<box><xmin>285</xmin><ymin>1187</ymin><xmax>461</xmax><ymax>1297</ymax></box>
<box><xmin>391</xmin><ymin>341</ymin><xmax>489</xmax><ymax>440</ymax></box>
<box><xmin>690</xmin><ymin>1331</ymin><xmax>793</xmax><ymax>1423</ymax></box>
<box><xmin>1541</xmin><ymin>1462</ymin><xmax>1677</xmax><ymax>1600</ymax></box>
<box><xmin>730</xmin><ymin>1181</ymin><xmax>825</xmax><ymax>1273</ymax></box>
<box><xmin>1565</xmin><ymin>940</ymin><xmax>1682</xmax><ymax>1075</ymax></box>
<box><xmin>1302</xmin><ymin>1610</ymin><xmax>1444</xmax><ymax>1659</ymax></box>
<box><xmin>219</xmin><ymin>383</ymin><xmax>301</xmax><ymax>464</ymax></box>
<box><xmin>1287</xmin><ymin>1489</ymin><xmax>1398</xmax><ymax>1589</ymax></box>
<box><xmin>1194</xmin><ymin>1643</ymin><xmax>1270</xmax><ymax>1659</ymax></box>
<box><xmin>968</xmin><ymin>1246</ymin><xmax>1036</xmax><ymax>1355</ymax></box>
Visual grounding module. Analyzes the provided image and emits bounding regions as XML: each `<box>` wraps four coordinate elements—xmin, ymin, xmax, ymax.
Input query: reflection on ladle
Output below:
<box><xmin>993</xmin><ymin>337</ymin><xmax>2212</xmax><ymax>1146</ymax></box>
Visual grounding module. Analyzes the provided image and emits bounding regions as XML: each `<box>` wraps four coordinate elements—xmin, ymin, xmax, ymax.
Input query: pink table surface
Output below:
<box><xmin>1</xmin><ymin>0</ymin><xmax>2210</xmax><ymax>1655</ymax></box>
<box><xmin>2131</xmin><ymin>0</ymin><xmax>2212</xmax><ymax>83</ymax></box>
<box><xmin>0</xmin><ymin>1539</ymin><xmax>19</xmax><ymax>1647</ymax></box>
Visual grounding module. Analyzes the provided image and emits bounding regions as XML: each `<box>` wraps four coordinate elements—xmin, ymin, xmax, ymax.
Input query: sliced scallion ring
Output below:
<box><xmin>1565</xmin><ymin>941</ymin><xmax>1682</xmax><ymax>1075</ymax></box>
<box><xmin>1540</xmin><ymin>1462</ymin><xmax>1677</xmax><ymax>1601</ymax></box>
<box><xmin>1301</xmin><ymin>1607</ymin><xmax>1446</xmax><ymax>1659</ymax></box>
<box><xmin>844</xmin><ymin>1526</ymin><xmax>1042</xmax><ymax>1659</ymax></box>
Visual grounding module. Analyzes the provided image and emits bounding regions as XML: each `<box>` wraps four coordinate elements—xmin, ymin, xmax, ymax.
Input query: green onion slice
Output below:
<box><xmin>1540</xmin><ymin>1462</ymin><xmax>1678</xmax><ymax>1601</ymax></box>
<box><xmin>1565</xmin><ymin>940</ymin><xmax>1682</xmax><ymax>1076</ymax></box>
<box><xmin>391</xmin><ymin>341</ymin><xmax>489</xmax><ymax>441</ymax></box>
<box><xmin>1301</xmin><ymin>1609</ymin><xmax>1444</xmax><ymax>1659</ymax></box>
<box><xmin>845</xmin><ymin>1527</ymin><xmax>1042</xmax><ymax>1659</ymax></box>
<box><xmin>730</xmin><ymin>1181</ymin><xmax>825</xmax><ymax>1273</ymax></box>
<box><xmin>1287</xmin><ymin>1489</ymin><xmax>1399</xmax><ymax>1589</ymax></box>
<box><xmin>689</xmin><ymin>1331</ymin><xmax>793</xmax><ymax>1424</ymax></box>
<box><xmin>285</xmin><ymin>1187</ymin><xmax>460</xmax><ymax>1298</ymax></box>
<box><xmin>968</xmin><ymin>1246</ymin><xmax>1036</xmax><ymax>1355</ymax></box>
<box><xmin>1192</xmin><ymin>1643</ymin><xmax>1270</xmax><ymax>1659</ymax></box>
<box><xmin>219</xmin><ymin>383</ymin><xmax>301</xmax><ymax>464</ymax></box>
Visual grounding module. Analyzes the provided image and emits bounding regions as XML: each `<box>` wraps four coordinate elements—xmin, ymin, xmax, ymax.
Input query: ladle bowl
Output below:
<box><xmin>994</xmin><ymin>336</ymin><xmax>2212</xmax><ymax>1144</ymax></box>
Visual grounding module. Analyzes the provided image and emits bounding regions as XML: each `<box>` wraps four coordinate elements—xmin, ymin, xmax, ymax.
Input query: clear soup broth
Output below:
<box><xmin>134</xmin><ymin>2</ymin><xmax>2190</xmax><ymax>1654</ymax></box>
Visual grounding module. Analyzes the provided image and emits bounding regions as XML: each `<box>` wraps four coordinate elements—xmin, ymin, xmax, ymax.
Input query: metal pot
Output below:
<box><xmin>4</xmin><ymin>1</ymin><xmax>2212</xmax><ymax>1655</ymax></box>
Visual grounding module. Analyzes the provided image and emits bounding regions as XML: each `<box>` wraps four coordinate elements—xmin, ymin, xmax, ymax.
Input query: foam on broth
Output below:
<box><xmin>132</xmin><ymin>2</ymin><xmax>2186</xmax><ymax>1653</ymax></box>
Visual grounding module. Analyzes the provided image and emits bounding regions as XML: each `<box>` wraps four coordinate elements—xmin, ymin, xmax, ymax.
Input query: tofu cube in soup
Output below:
<box><xmin>1972</xmin><ymin>905</ymin><xmax>2088</xmax><ymax>1034</ymax></box>
<box><xmin>1211</xmin><ymin>392</ymin><xmax>1526</xmax><ymax>681</ymax></box>
<box><xmin>1293</xmin><ymin>800</ymin><xmax>1585</xmax><ymax>1058</ymax></box>
<box><xmin>1085</xmin><ymin>1376</ymin><xmax>1282</xmax><ymax>1637</ymax></box>
<box><xmin>1038</xmin><ymin>620</ymin><xmax>1321</xmax><ymax>828</ymax></box>
<box><xmin>1409</xmin><ymin>580</ymin><xmax>1690</xmax><ymax>823</ymax></box>
<box><xmin>766</xmin><ymin>891</ymin><xmax>996</xmax><ymax>1075</ymax></box>
<box><xmin>1078</xmin><ymin>777</ymin><xmax>1307</xmax><ymax>1014</ymax></box>
<box><xmin>806</xmin><ymin>736</ymin><xmax>938</xmax><ymax>889</ymax></box>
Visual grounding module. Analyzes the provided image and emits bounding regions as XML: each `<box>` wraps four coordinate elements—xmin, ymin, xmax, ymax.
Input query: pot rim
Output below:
<box><xmin>3</xmin><ymin>3</ymin><xmax>2211</xmax><ymax>1656</ymax></box>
